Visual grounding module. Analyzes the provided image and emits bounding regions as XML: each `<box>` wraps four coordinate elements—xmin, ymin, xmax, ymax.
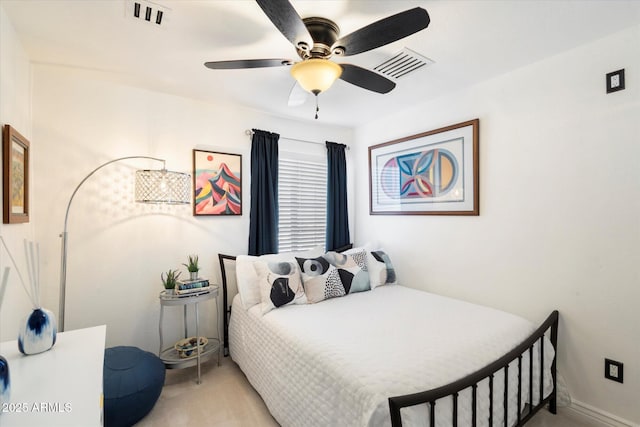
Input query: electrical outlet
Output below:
<box><xmin>605</xmin><ymin>359</ymin><xmax>624</xmax><ymax>383</ymax></box>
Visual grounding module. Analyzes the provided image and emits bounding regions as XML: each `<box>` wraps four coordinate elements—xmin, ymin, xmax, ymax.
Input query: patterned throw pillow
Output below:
<box><xmin>295</xmin><ymin>256</ymin><xmax>345</xmax><ymax>303</ymax></box>
<box><xmin>255</xmin><ymin>261</ymin><xmax>307</xmax><ymax>314</ymax></box>
<box><xmin>367</xmin><ymin>250</ymin><xmax>397</xmax><ymax>289</ymax></box>
<box><xmin>234</xmin><ymin>246</ymin><xmax>325</xmax><ymax>310</ymax></box>
<box><xmin>323</xmin><ymin>250</ymin><xmax>370</xmax><ymax>294</ymax></box>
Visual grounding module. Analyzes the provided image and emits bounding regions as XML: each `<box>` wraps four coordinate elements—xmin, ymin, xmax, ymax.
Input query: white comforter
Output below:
<box><xmin>229</xmin><ymin>285</ymin><xmax>554</xmax><ymax>427</ymax></box>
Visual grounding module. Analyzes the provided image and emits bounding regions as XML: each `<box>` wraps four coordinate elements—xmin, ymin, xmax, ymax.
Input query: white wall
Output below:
<box><xmin>0</xmin><ymin>4</ymin><xmax>37</xmax><ymax>342</ymax></box>
<box><xmin>353</xmin><ymin>26</ymin><xmax>639</xmax><ymax>424</ymax></box>
<box><xmin>30</xmin><ymin>64</ymin><xmax>353</xmax><ymax>352</ymax></box>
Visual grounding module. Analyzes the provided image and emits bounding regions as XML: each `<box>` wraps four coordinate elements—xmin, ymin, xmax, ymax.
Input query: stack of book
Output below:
<box><xmin>175</xmin><ymin>278</ymin><xmax>210</xmax><ymax>295</ymax></box>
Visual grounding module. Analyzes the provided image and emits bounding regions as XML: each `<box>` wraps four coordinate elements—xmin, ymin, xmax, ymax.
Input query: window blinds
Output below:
<box><xmin>278</xmin><ymin>155</ymin><xmax>327</xmax><ymax>253</ymax></box>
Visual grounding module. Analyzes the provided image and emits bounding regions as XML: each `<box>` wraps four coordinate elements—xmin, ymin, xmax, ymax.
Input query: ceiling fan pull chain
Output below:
<box><xmin>315</xmin><ymin>94</ymin><xmax>319</xmax><ymax>120</ymax></box>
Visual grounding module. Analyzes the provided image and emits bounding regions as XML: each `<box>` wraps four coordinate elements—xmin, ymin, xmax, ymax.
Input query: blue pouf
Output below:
<box><xmin>104</xmin><ymin>346</ymin><xmax>165</xmax><ymax>427</ymax></box>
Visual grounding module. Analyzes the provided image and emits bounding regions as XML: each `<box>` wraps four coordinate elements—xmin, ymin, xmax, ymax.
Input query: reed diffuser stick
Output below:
<box><xmin>0</xmin><ymin>267</ymin><xmax>10</xmax><ymax>311</ymax></box>
<box><xmin>27</xmin><ymin>241</ymin><xmax>40</xmax><ymax>307</ymax></box>
<box><xmin>0</xmin><ymin>236</ymin><xmax>37</xmax><ymax>308</ymax></box>
<box><xmin>24</xmin><ymin>240</ymin><xmax>36</xmax><ymax>308</ymax></box>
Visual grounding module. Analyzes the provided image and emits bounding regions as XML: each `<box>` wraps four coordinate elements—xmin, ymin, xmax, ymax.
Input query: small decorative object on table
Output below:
<box><xmin>183</xmin><ymin>254</ymin><xmax>200</xmax><ymax>280</ymax></box>
<box><xmin>0</xmin><ymin>266</ymin><xmax>10</xmax><ymax>404</ymax></box>
<box><xmin>161</xmin><ymin>269</ymin><xmax>181</xmax><ymax>295</ymax></box>
<box><xmin>175</xmin><ymin>277</ymin><xmax>210</xmax><ymax>295</ymax></box>
<box><xmin>17</xmin><ymin>240</ymin><xmax>57</xmax><ymax>355</ymax></box>
<box><xmin>0</xmin><ymin>354</ymin><xmax>9</xmax><ymax>405</ymax></box>
<box><xmin>0</xmin><ymin>237</ymin><xmax>57</xmax><ymax>355</ymax></box>
<box><xmin>174</xmin><ymin>336</ymin><xmax>208</xmax><ymax>358</ymax></box>
<box><xmin>18</xmin><ymin>307</ymin><xmax>57</xmax><ymax>355</ymax></box>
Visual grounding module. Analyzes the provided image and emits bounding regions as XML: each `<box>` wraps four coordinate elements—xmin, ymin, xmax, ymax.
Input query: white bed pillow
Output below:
<box><xmin>235</xmin><ymin>255</ymin><xmax>261</xmax><ymax>309</ymax></box>
<box><xmin>367</xmin><ymin>250</ymin><xmax>397</xmax><ymax>289</ymax></box>
<box><xmin>255</xmin><ymin>260</ymin><xmax>306</xmax><ymax>314</ymax></box>
<box><xmin>235</xmin><ymin>246</ymin><xmax>324</xmax><ymax>309</ymax></box>
<box><xmin>324</xmin><ymin>250</ymin><xmax>370</xmax><ymax>294</ymax></box>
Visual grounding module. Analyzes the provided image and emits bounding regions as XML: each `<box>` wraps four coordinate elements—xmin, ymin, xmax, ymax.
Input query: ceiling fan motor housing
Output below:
<box><xmin>298</xmin><ymin>17</ymin><xmax>343</xmax><ymax>59</ymax></box>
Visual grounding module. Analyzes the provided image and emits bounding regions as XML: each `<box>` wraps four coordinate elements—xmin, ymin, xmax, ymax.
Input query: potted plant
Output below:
<box><xmin>183</xmin><ymin>255</ymin><xmax>199</xmax><ymax>280</ymax></box>
<box><xmin>161</xmin><ymin>269</ymin><xmax>181</xmax><ymax>294</ymax></box>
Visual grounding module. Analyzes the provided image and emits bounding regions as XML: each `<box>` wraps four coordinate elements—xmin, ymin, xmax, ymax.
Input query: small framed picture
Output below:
<box><xmin>3</xmin><ymin>125</ymin><xmax>30</xmax><ymax>224</ymax></box>
<box><xmin>192</xmin><ymin>149</ymin><xmax>242</xmax><ymax>216</ymax></box>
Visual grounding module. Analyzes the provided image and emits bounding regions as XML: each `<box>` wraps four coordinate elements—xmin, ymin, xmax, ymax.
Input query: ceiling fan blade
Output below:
<box><xmin>204</xmin><ymin>59</ymin><xmax>292</xmax><ymax>69</ymax></box>
<box><xmin>339</xmin><ymin>64</ymin><xmax>396</xmax><ymax>94</ymax></box>
<box><xmin>255</xmin><ymin>0</ymin><xmax>313</xmax><ymax>50</ymax></box>
<box><xmin>288</xmin><ymin>82</ymin><xmax>309</xmax><ymax>107</ymax></box>
<box><xmin>333</xmin><ymin>7</ymin><xmax>430</xmax><ymax>56</ymax></box>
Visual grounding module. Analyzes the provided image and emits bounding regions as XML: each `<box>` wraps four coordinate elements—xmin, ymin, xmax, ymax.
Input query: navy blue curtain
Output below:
<box><xmin>248</xmin><ymin>129</ymin><xmax>279</xmax><ymax>256</ymax></box>
<box><xmin>325</xmin><ymin>141</ymin><xmax>350</xmax><ymax>251</ymax></box>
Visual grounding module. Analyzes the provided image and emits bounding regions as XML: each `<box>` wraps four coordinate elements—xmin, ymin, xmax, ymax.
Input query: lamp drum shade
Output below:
<box><xmin>135</xmin><ymin>170</ymin><xmax>190</xmax><ymax>205</ymax></box>
<box><xmin>290</xmin><ymin>59</ymin><xmax>342</xmax><ymax>94</ymax></box>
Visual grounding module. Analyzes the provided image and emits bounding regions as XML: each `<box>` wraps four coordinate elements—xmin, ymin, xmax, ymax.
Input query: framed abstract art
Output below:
<box><xmin>369</xmin><ymin>119</ymin><xmax>479</xmax><ymax>215</ymax></box>
<box><xmin>192</xmin><ymin>149</ymin><xmax>242</xmax><ymax>216</ymax></box>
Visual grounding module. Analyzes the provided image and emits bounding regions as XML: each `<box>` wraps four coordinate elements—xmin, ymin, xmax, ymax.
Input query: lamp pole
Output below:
<box><xmin>58</xmin><ymin>156</ymin><xmax>166</xmax><ymax>332</ymax></box>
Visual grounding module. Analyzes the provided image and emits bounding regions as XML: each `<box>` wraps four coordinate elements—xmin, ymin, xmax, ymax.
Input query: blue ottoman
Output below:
<box><xmin>103</xmin><ymin>346</ymin><xmax>165</xmax><ymax>427</ymax></box>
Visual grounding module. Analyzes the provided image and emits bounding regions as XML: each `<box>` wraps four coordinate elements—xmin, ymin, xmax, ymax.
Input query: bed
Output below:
<box><xmin>218</xmin><ymin>249</ymin><xmax>558</xmax><ymax>427</ymax></box>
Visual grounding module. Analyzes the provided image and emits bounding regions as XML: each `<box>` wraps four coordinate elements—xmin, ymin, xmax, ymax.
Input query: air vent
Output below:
<box><xmin>373</xmin><ymin>48</ymin><xmax>434</xmax><ymax>79</ymax></box>
<box><xmin>125</xmin><ymin>0</ymin><xmax>170</xmax><ymax>27</ymax></box>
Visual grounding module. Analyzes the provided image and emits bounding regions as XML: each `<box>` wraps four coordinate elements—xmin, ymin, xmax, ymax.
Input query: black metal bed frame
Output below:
<box><xmin>218</xmin><ymin>253</ymin><xmax>236</xmax><ymax>357</ymax></box>
<box><xmin>388</xmin><ymin>310</ymin><xmax>559</xmax><ymax>426</ymax></box>
<box><xmin>218</xmin><ymin>253</ymin><xmax>559</xmax><ymax>427</ymax></box>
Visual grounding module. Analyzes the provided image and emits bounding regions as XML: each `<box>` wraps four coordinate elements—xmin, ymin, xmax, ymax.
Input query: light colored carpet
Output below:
<box><xmin>138</xmin><ymin>357</ymin><xmax>605</xmax><ymax>427</ymax></box>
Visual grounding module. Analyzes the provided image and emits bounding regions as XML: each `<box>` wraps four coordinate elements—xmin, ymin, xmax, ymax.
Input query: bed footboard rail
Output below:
<box><xmin>388</xmin><ymin>310</ymin><xmax>559</xmax><ymax>427</ymax></box>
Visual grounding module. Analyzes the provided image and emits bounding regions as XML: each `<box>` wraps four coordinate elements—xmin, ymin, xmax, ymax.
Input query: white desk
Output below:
<box><xmin>0</xmin><ymin>325</ymin><xmax>106</xmax><ymax>427</ymax></box>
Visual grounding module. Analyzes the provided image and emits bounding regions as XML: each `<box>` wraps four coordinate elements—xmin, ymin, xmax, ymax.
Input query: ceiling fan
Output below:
<box><xmin>204</xmin><ymin>0</ymin><xmax>430</xmax><ymax>117</ymax></box>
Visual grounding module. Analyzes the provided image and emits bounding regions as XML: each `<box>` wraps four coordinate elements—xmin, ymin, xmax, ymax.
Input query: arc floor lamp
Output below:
<box><xmin>59</xmin><ymin>156</ymin><xmax>190</xmax><ymax>332</ymax></box>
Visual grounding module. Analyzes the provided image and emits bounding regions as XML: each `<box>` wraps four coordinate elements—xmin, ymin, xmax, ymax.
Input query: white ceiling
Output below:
<box><xmin>3</xmin><ymin>0</ymin><xmax>640</xmax><ymax>127</ymax></box>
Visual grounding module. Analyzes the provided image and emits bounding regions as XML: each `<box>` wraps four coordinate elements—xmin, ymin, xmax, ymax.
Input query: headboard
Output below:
<box><xmin>218</xmin><ymin>254</ymin><xmax>237</xmax><ymax>356</ymax></box>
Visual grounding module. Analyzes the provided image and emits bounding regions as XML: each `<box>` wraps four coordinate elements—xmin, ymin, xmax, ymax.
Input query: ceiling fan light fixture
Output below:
<box><xmin>290</xmin><ymin>59</ymin><xmax>342</xmax><ymax>95</ymax></box>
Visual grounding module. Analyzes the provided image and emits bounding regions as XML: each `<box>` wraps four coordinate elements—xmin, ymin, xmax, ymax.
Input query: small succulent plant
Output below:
<box><xmin>183</xmin><ymin>255</ymin><xmax>199</xmax><ymax>273</ymax></box>
<box><xmin>161</xmin><ymin>269</ymin><xmax>181</xmax><ymax>289</ymax></box>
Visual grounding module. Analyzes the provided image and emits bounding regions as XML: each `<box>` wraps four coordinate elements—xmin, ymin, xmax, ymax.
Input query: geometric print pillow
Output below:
<box><xmin>254</xmin><ymin>260</ymin><xmax>307</xmax><ymax>314</ymax></box>
<box><xmin>323</xmin><ymin>250</ymin><xmax>371</xmax><ymax>294</ymax></box>
<box><xmin>367</xmin><ymin>250</ymin><xmax>397</xmax><ymax>289</ymax></box>
<box><xmin>295</xmin><ymin>256</ymin><xmax>345</xmax><ymax>304</ymax></box>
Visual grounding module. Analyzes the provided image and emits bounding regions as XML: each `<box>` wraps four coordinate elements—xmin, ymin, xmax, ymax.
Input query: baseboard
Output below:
<box><xmin>569</xmin><ymin>400</ymin><xmax>638</xmax><ymax>427</ymax></box>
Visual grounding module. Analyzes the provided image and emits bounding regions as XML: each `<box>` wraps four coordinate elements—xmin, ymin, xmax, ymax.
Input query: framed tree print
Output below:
<box><xmin>192</xmin><ymin>149</ymin><xmax>242</xmax><ymax>216</ymax></box>
<box><xmin>3</xmin><ymin>125</ymin><xmax>30</xmax><ymax>224</ymax></box>
<box><xmin>369</xmin><ymin>119</ymin><xmax>479</xmax><ymax>215</ymax></box>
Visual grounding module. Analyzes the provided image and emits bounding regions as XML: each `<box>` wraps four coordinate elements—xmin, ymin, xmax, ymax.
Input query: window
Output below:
<box><xmin>278</xmin><ymin>151</ymin><xmax>327</xmax><ymax>252</ymax></box>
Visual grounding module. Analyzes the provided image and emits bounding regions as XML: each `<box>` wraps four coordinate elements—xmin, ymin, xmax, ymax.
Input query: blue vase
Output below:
<box><xmin>18</xmin><ymin>308</ymin><xmax>57</xmax><ymax>355</ymax></box>
<box><xmin>0</xmin><ymin>355</ymin><xmax>9</xmax><ymax>405</ymax></box>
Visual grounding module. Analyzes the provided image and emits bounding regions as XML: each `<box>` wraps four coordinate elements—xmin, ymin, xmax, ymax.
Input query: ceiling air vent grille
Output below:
<box><xmin>373</xmin><ymin>48</ymin><xmax>434</xmax><ymax>79</ymax></box>
<box><xmin>125</xmin><ymin>0</ymin><xmax>169</xmax><ymax>27</ymax></box>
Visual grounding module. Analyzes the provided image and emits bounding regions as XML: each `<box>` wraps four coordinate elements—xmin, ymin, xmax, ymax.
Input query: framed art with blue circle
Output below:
<box><xmin>368</xmin><ymin>119</ymin><xmax>479</xmax><ymax>215</ymax></box>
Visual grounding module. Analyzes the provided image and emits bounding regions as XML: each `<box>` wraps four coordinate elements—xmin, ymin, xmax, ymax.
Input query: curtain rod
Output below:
<box><xmin>244</xmin><ymin>129</ymin><xmax>350</xmax><ymax>150</ymax></box>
